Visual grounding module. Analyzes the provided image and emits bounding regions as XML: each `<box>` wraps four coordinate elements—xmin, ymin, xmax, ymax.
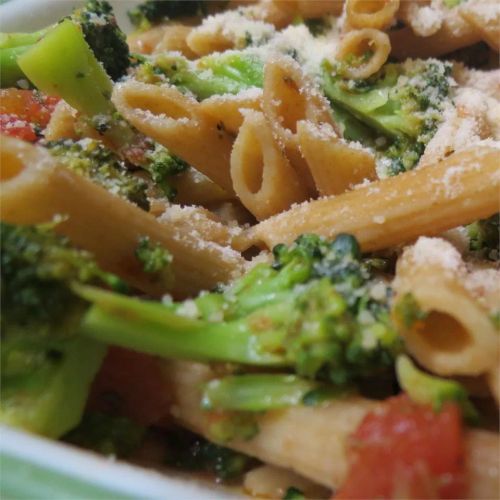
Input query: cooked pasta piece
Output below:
<box><xmin>459</xmin><ymin>0</ymin><xmax>500</xmax><ymax>52</ymax></box>
<box><xmin>390</xmin><ymin>8</ymin><xmax>481</xmax><ymax>59</ymax></box>
<box><xmin>127</xmin><ymin>24</ymin><xmax>170</xmax><ymax>55</ymax></box>
<box><xmin>112</xmin><ymin>79</ymin><xmax>235</xmax><ymax>193</ymax></box>
<box><xmin>296</xmin><ymin>120</ymin><xmax>376</xmax><ymax>196</ymax></box>
<box><xmin>262</xmin><ymin>55</ymin><xmax>336</xmax><ymax>194</ymax></box>
<box><xmin>335</xmin><ymin>28</ymin><xmax>391</xmax><ymax>79</ymax></box>
<box><xmin>43</xmin><ymin>100</ymin><xmax>79</xmax><ymax>141</ymax></box>
<box><xmin>392</xmin><ymin>237</ymin><xmax>498</xmax><ymax>377</ymax></box>
<box><xmin>152</xmin><ymin>24</ymin><xmax>198</xmax><ymax>58</ymax></box>
<box><xmin>345</xmin><ymin>0</ymin><xmax>400</xmax><ymax>30</ymax></box>
<box><xmin>171</xmin><ymin>169</ymin><xmax>234</xmax><ymax>207</ymax></box>
<box><xmin>163</xmin><ymin>360</ymin><xmax>500</xmax><ymax>496</ymax></box>
<box><xmin>198</xmin><ymin>88</ymin><xmax>263</xmax><ymax>135</ymax></box>
<box><xmin>237</xmin><ymin>146</ymin><xmax>500</xmax><ymax>252</ymax></box>
<box><xmin>0</xmin><ymin>136</ymin><xmax>244</xmax><ymax>298</ymax></box>
<box><xmin>230</xmin><ymin>110</ymin><xmax>309</xmax><ymax>220</ymax></box>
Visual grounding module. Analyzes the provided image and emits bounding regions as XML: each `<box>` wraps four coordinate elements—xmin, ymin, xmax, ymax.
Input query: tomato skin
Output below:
<box><xmin>87</xmin><ymin>347</ymin><xmax>172</xmax><ymax>426</ymax></box>
<box><xmin>336</xmin><ymin>394</ymin><xmax>466</xmax><ymax>499</ymax></box>
<box><xmin>0</xmin><ymin>89</ymin><xmax>59</xmax><ymax>141</ymax></box>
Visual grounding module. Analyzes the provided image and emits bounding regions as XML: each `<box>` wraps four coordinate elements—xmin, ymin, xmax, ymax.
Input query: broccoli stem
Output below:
<box><xmin>0</xmin><ymin>28</ymin><xmax>52</xmax><ymax>49</ymax></box>
<box><xmin>1</xmin><ymin>337</ymin><xmax>106</xmax><ymax>438</ymax></box>
<box><xmin>77</xmin><ymin>285</ymin><xmax>287</xmax><ymax>366</ymax></box>
<box><xmin>201</xmin><ymin>374</ymin><xmax>320</xmax><ymax>412</ymax></box>
<box><xmin>0</xmin><ymin>45</ymin><xmax>31</xmax><ymax>87</ymax></box>
<box><xmin>17</xmin><ymin>20</ymin><xmax>114</xmax><ymax>117</ymax></box>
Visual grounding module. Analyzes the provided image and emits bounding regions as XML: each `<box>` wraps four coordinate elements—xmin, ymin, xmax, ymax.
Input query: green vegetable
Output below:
<box><xmin>0</xmin><ymin>222</ymin><xmax>120</xmax><ymax>437</ymax></box>
<box><xmin>128</xmin><ymin>1</ymin><xmax>206</xmax><ymax>31</ymax></box>
<box><xmin>393</xmin><ymin>293</ymin><xmax>428</xmax><ymax>329</ymax></box>
<box><xmin>64</xmin><ymin>412</ymin><xmax>145</xmax><ymax>457</ymax></box>
<box><xmin>283</xmin><ymin>487</ymin><xmax>306</xmax><ymax>500</ymax></box>
<box><xmin>0</xmin><ymin>0</ymin><xmax>129</xmax><ymax>87</ymax></box>
<box><xmin>466</xmin><ymin>214</ymin><xmax>499</xmax><ymax>261</ymax></box>
<box><xmin>322</xmin><ymin>59</ymin><xmax>452</xmax><ymax>175</ymax></box>
<box><xmin>78</xmin><ymin>233</ymin><xmax>401</xmax><ymax>389</ymax></box>
<box><xmin>135</xmin><ymin>51</ymin><xmax>264</xmax><ymax>100</ymax></box>
<box><xmin>396</xmin><ymin>355</ymin><xmax>478</xmax><ymax>422</ymax></box>
<box><xmin>165</xmin><ymin>427</ymin><xmax>257</xmax><ymax>481</ymax></box>
<box><xmin>135</xmin><ymin>236</ymin><xmax>173</xmax><ymax>280</ymax></box>
<box><xmin>43</xmin><ymin>138</ymin><xmax>149</xmax><ymax>210</ymax></box>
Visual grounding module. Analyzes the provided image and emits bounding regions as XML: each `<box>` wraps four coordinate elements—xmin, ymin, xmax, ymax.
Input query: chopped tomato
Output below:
<box><xmin>336</xmin><ymin>394</ymin><xmax>466</xmax><ymax>499</ymax></box>
<box><xmin>87</xmin><ymin>347</ymin><xmax>172</xmax><ymax>426</ymax></box>
<box><xmin>0</xmin><ymin>89</ymin><xmax>59</xmax><ymax>141</ymax></box>
<box><xmin>0</xmin><ymin>114</ymin><xmax>37</xmax><ymax>141</ymax></box>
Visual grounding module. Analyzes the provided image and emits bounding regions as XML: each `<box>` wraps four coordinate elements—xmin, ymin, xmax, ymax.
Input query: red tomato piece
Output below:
<box><xmin>0</xmin><ymin>114</ymin><xmax>37</xmax><ymax>141</ymax></box>
<box><xmin>336</xmin><ymin>394</ymin><xmax>466</xmax><ymax>499</ymax></box>
<box><xmin>0</xmin><ymin>89</ymin><xmax>59</xmax><ymax>141</ymax></box>
<box><xmin>87</xmin><ymin>347</ymin><xmax>172</xmax><ymax>426</ymax></box>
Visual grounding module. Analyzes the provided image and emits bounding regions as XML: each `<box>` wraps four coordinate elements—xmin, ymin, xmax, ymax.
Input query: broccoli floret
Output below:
<box><xmin>322</xmin><ymin>59</ymin><xmax>452</xmax><ymax>175</ymax></box>
<box><xmin>0</xmin><ymin>222</ymin><xmax>122</xmax><ymax>437</ymax></box>
<box><xmin>64</xmin><ymin>412</ymin><xmax>145</xmax><ymax>457</ymax></box>
<box><xmin>466</xmin><ymin>214</ymin><xmax>499</xmax><ymax>261</ymax></box>
<box><xmin>43</xmin><ymin>139</ymin><xmax>149</xmax><ymax>210</ymax></box>
<box><xmin>71</xmin><ymin>0</ymin><xmax>130</xmax><ymax>81</ymax></box>
<box><xmin>134</xmin><ymin>51</ymin><xmax>264</xmax><ymax>101</ymax></box>
<box><xmin>142</xmin><ymin>142</ymin><xmax>190</xmax><ymax>199</ymax></box>
<box><xmin>0</xmin><ymin>0</ymin><xmax>129</xmax><ymax>87</ymax></box>
<box><xmin>78</xmin><ymin>233</ymin><xmax>401</xmax><ymax>400</ymax></box>
<box><xmin>165</xmin><ymin>427</ymin><xmax>258</xmax><ymax>481</ymax></box>
<box><xmin>283</xmin><ymin>487</ymin><xmax>306</xmax><ymax>500</ymax></box>
<box><xmin>396</xmin><ymin>355</ymin><xmax>478</xmax><ymax>422</ymax></box>
<box><xmin>135</xmin><ymin>236</ymin><xmax>173</xmax><ymax>285</ymax></box>
<box><xmin>128</xmin><ymin>1</ymin><xmax>205</xmax><ymax>31</ymax></box>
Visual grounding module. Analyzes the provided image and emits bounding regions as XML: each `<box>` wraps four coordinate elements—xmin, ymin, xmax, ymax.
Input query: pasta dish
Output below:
<box><xmin>0</xmin><ymin>0</ymin><xmax>499</xmax><ymax>498</ymax></box>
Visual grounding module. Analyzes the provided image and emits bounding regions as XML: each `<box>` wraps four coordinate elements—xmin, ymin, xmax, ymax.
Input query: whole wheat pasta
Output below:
<box><xmin>392</xmin><ymin>237</ymin><xmax>498</xmax><ymax>377</ymax></box>
<box><xmin>335</xmin><ymin>28</ymin><xmax>391</xmax><ymax>79</ymax></box>
<box><xmin>230</xmin><ymin>110</ymin><xmax>309</xmax><ymax>220</ymax></box>
<box><xmin>112</xmin><ymin>79</ymin><xmax>235</xmax><ymax>194</ymax></box>
<box><xmin>0</xmin><ymin>136</ymin><xmax>244</xmax><ymax>298</ymax></box>
<box><xmin>236</xmin><ymin>146</ymin><xmax>500</xmax><ymax>252</ymax></box>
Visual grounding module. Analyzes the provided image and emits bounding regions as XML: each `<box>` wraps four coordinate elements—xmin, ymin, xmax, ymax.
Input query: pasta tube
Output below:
<box><xmin>0</xmin><ymin>136</ymin><xmax>244</xmax><ymax>298</ymax></box>
<box><xmin>237</xmin><ymin>146</ymin><xmax>500</xmax><ymax>252</ymax></box>
<box><xmin>230</xmin><ymin>110</ymin><xmax>309</xmax><ymax>220</ymax></box>
<box><xmin>263</xmin><ymin>56</ymin><xmax>336</xmax><ymax>194</ymax></box>
<box><xmin>296</xmin><ymin>120</ymin><xmax>376</xmax><ymax>196</ymax></box>
<box><xmin>346</xmin><ymin>0</ymin><xmax>400</xmax><ymax>30</ymax></box>
<box><xmin>392</xmin><ymin>237</ymin><xmax>498</xmax><ymax>377</ymax></box>
<box><xmin>112</xmin><ymin>80</ymin><xmax>235</xmax><ymax>193</ymax></box>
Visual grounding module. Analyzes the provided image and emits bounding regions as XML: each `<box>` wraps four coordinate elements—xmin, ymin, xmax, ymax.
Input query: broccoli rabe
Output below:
<box><xmin>0</xmin><ymin>222</ymin><xmax>122</xmax><ymax>437</ymax></box>
<box><xmin>396</xmin><ymin>355</ymin><xmax>478</xmax><ymax>422</ymax></box>
<box><xmin>165</xmin><ymin>427</ymin><xmax>258</xmax><ymax>482</ymax></box>
<box><xmin>134</xmin><ymin>51</ymin><xmax>264</xmax><ymax>100</ymax></box>
<box><xmin>43</xmin><ymin>138</ymin><xmax>149</xmax><ymax>210</ymax></box>
<box><xmin>322</xmin><ymin>59</ymin><xmax>452</xmax><ymax>175</ymax></box>
<box><xmin>0</xmin><ymin>0</ymin><xmax>129</xmax><ymax>87</ymax></box>
<box><xmin>79</xmin><ymin>234</ymin><xmax>401</xmax><ymax>396</ymax></box>
<box><xmin>466</xmin><ymin>214</ymin><xmax>499</xmax><ymax>261</ymax></box>
<box><xmin>64</xmin><ymin>412</ymin><xmax>145</xmax><ymax>457</ymax></box>
<box><xmin>128</xmin><ymin>1</ymin><xmax>206</xmax><ymax>31</ymax></box>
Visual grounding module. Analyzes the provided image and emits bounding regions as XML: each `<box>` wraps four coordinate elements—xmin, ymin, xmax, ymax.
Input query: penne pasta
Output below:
<box><xmin>230</xmin><ymin>110</ymin><xmax>309</xmax><ymax>220</ymax></box>
<box><xmin>236</xmin><ymin>146</ymin><xmax>500</xmax><ymax>252</ymax></box>
<box><xmin>346</xmin><ymin>0</ymin><xmax>400</xmax><ymax>30</ymax></box>
<box><xmin>296</xmin><ymin>120</ymin><xmax>376</xmax><ymax>196</ymax></box>
<box><xmin>198</xmin><ymin>88</ymin><xmax>263</xmax><ymax>136</ymax></box>
<box><xmin>0</xmin><ymin>136</ymin><xmax>244</xmax><ymax>298</ymax></box>
<box><xmin>262</xmin><ymin>55</ymin><xmax>336</xmax><ymax>194</ymax></box>
<box><xmin>335</xmin><ymin>28</ymin><xmax>391</xmax><ymax>79</ymax></box>
<box><xmin>459</xmin><ymin>0</ymin><xmax>500</xmax><ymax>52</ymax></box>
<box><xmin>392</xmin><ymin>237</ymin><xmax>498</xmax><ymax>377</ymax></box>
<box><xmin>112</xmin><ymin>79</ymin><xmax>235</xmax><ymax>194</ymax></box>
